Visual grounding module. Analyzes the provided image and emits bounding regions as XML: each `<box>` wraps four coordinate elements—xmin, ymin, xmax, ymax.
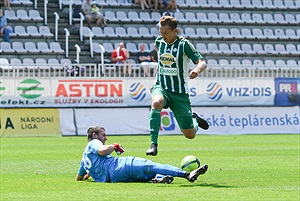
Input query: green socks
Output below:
<box><xmin>149</xmin><ymin>108</ymin><xmax>161</xmax><ymax>145</ymax></box>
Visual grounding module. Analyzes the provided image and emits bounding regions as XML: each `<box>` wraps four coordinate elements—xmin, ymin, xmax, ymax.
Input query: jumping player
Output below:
<box><xmin>146</xmin><ymin>16</ymin><xmax>209</xmax><ymax>156</ymax></box>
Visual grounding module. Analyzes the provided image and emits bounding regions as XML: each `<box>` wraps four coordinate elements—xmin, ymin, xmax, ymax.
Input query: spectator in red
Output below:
<box><xmin>111</xmin><ymin>42</ymin><xmax>132</xmax><ymax>77</ymax></box>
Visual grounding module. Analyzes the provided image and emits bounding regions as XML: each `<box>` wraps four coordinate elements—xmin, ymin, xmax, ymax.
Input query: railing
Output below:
<box><xmin>0</xmin><ymin>64</ymin><xmax>299</xmax><ymax>78</ymax></box>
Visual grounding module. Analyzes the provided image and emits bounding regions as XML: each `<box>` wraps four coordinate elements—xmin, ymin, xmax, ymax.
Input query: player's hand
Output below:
<box><xmin>189</xmin><ymin>70</ymin><xmax>199</xmax><ymax>79</ymax></box>
<box><xmin>113</xmin><ymin>143</ymin><xmax>125</xmax><ymax>155</ymax></box>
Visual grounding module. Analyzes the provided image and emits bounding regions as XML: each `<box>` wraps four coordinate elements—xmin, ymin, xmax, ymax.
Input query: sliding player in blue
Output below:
<box><xmin>76</xmin><ymin>126</ymin><xmax>208</xmax><ymax>184</ymax></box>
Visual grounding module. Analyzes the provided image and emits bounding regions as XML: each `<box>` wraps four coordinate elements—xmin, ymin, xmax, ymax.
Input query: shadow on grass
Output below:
<box><xmin>179</xmin><ymin>183</ymin><xmax>235</xmax><ymax>188</ymax></box>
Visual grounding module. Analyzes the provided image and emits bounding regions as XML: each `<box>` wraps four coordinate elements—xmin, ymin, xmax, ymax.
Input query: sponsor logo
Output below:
<box><xmin>206</xmin><ymin>82</ymin><xmax>272</xmax><ymax>101</ymax></box>
<box><xmin>17</xmin><ymin>79</ymin><xmax>44</xmax><ymax>99</ymax></box>
<box><xmin>129</xmin><ymin>82</ymin><xmax>146</xmax><ymax>102</ymax></box>
<box><xmin>160</xmin><ymin>110</ymin><xmax>175</xmax><ymax>131</ymax></box>
<box><xmin>0</xmin><ymin>81</ymin><xmax>5</xmax><ymax>97</ymax></box>
<box><xmin>206</xmin><ymin>82</ymin><xmax>222</xmax><ymax>101</ymax></box>
<box><xmin>159</xmin><ymin>67</ymin><xmax>178</xmax><ymax>76</ymax></box>
<box><xmin>160</xmin><ymin>53</ymin><xmax>175</xmax><ymax>66</ymax></box>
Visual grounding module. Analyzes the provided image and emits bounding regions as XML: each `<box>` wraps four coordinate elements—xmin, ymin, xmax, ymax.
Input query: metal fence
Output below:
<box><xmin>0</xmin><ymin>63</ymin><xmax>299</xmax><ymax>78</ymax></box>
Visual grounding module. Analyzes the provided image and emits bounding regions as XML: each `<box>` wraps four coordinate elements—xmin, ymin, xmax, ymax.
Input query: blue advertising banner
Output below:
<box><xmin>274</xmin><ymin>78</ymin><xmax>300</xmax><ymax>106</ymax></box>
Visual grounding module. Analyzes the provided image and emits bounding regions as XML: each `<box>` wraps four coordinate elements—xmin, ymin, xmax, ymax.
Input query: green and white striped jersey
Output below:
<box><xmin>154</xmin><ymin>35</ymin><xmax>203</xmax><ymax>94</ymax></box>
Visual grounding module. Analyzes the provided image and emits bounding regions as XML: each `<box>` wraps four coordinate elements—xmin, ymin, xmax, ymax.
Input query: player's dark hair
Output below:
<box><xmin>160</xmin><ymin>16</ymin><xmax>177</xmax><ymax>30</ymax></box>
<box><xmin>87</xmin><ymin>126</ymin><xmax>105</xmax><ymax>141</ymax></box>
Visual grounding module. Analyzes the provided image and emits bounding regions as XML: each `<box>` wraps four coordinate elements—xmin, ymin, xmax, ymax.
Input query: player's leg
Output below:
<box><xmin>146</xmin><ymin>86</ymin><xmax>168</xmax><ymax>156</ymax></box>
<box><xmin>170</xmin><ymin>93</ymin><xmax>197</xmax><ymax>138</ymax></box>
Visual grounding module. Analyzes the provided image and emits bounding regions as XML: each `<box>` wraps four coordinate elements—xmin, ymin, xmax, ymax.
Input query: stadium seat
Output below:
<box><xmin>274</xmin><ymin>44</ymin><xmax>289</xmax><ymax>55</ymax></box>
<box><xmin>60</xmin><ymin>58</ymin><xmax>72</xmax><ymax>66</ymax></box>
<box><xmin>23</xmin><ymin>58</ymin><xmax>35</xmax><ymax>69</ymax></box>
<box><xmin>252</xmin><ymin>28</ymin><xmax>266</xmax><ymax>39</ymax></box>
<box><xmin>286</xmin><ymin>60</ymin><xmax>297</xmax><ymax>67</ymax></box>
<box><xmin>230</xmin><ymin>43</ymin><xmax>243</xmax><ymax>55</ymax></box>
<box><xmin>92</xmin><ymin>42</ymin><xmax>104</xmax><ymax>54</ymax></box>
<box><xmin>273</xmin><ymin>0</ymin><xmax>285</xmax><ymax>9</ymax></box>
<box><xmin>102</xmin><ymin>42</ymin><xmax>114</xmax><ymax>54</ymax></box>
<box><xmin>284</xmin><ymin>1</ymin><xmax>295</xmax><ymax>9</ymax></box>
<box><xmin>264</xmin><ymin>44</ymin><xmax>276</xmax><ymax>54</ymax></box>
<box><xmin>229</xmin><ymin>0</ymin><xmax>243</xmax><ymax>8</ymax></box>
<box><xmin>241</xmin><ymin>28</ymin><xmax>255</xmax><ymax>39</ymax></box>
<box><xmin>241</xmin><ymin>59</ymin><xmax>252</xmax><ymax>67</ymax></box>
<box><xmin>219</xmin><ymin>0</ymin><xmax>232</xmax><ymax>8</ymax></box>
<box><xmin>252</xmin><ymin>13</ymin><xmax>264</xmax><ymax>24</ymax></box>
<box><xmin>128</xmin><ymin>11</ymin><xmax>142</xmax><ymax>22</ymax></box>
<box><xmin>284</xmin><ymin>14</ymin><xmax>297</xmax><ymax>24</ymax></box>
<box><xmin>139</xmin><ymin>27</ymin><xmax>152</xmax><ymax>38</ymax></box>
<box><xmin>230</xmin><ymin>59</ymin><xmax>241</xmax><ymax>66</ymax></box>
<box><xmin>127</xmin><ymin>27</ymin><xmax>140</xmax><ymax>38</ymax></box>
<box><xmin>104</xmin><ymin>11</ymin><xmax>118</xmax><ymax>22</ymax></box>
<box><xmin>126</xmin><ymin>42</ymin><xmax>139</xmax><ymax>53</ymax></box>
<box><xmin>253</xmin><ymin>59</ymin><xmax>264</xmax><ymax>68</ymax></box>
<box><xmin>37</xmin><ymin>42</ymin><xmax>52</xmax><ymax>53</ymax></box>
<box><xmin>207</xmin><ymin>43</ymin><xmax>221</xmax><ymax>54</ymax></box>
<box><xmin>10</xmin><ymin>58</ymin><xmax>23</xmax><ymax>69</ymax></box>
<box><xmin>185</xmin><ymin>12</ymin><xmax>198</xmax><ymax>23</ymax></box>
<box><xmin>16</xmin><ymin>9</ymin><xmax>30</xmax><ymax>21</ymax></box>
<box><xmin>206</xmin><ymin>59</ymin><xmax>219</xmax><ymax>68</ymax></box>
<box><xmin>176</xmin><ymin>0</ymin><xmax>188</xmax><ymax>8</ymax></box>
<box><xmin>150</xmin><ymin>12</ymin><xmax>161</xmax><ymax>22</ymax></box>
<box><xmin>219</xmin><ymin>28</ymin><xmax>231</xmax><ymax>39</ymax></box>
<box><xmin>263</xmin><ymin>14</ymin><xmax>276</xmax><ymax>24</ymax></box>
<box><xmin>207</xmin><ymin>12</ymin><xmax>221</xmax><ymax>23</ymax></box>
<box><xmin>196</xmin><ymin>28</ymin><xmax>210</xmax><ymax>39</ymax></box>
<box><xmin>174</xmin><ymin>12</ymin><xmax>188</xmax><ymax>23</ymax></box>
<box><xmin>207</xmin><ymin>27</ymin><xmax>220</xmax><ymax>39</ymax></box>
<box><xmin>230</xmin><ymin>13</ymin><xmax>243</xmax><ymax>23</ymax></box>
<box><xmin>36</xmin><ymin>58</ymin><xmax>48</xmax><ymax>69</ymax></box>
<box><xmin>49</xmin><ymin>42</ymin><xmax>64</xmax><ymax>53</ymax></box>
<box><xmin>263</xmin><ymin>29</ymin><xmax>277</xmax><ymax>40</ymax></box>
<box><xmin>39</xmin><ymin>26</ymin><xmax>54</xmax><ymax>37</ymax></box>
<box><xmin>184</xmin><ymin>27</ymin><xmax>198</xmax><ymax>39</ymax></box>
<box><xmin>274</xmin><ymin>28</ymin><xmax>289</xmax><ymax>39</ymax></box>
<box><xmin>219</xmin><ymin>59</ymin><xmax>229</xmax><ymax>67</ymax></box>
<box><xmin>274</xmin><ymin>13</ymin><xmax>288</xmax><ymax>24</ymax></box>
<box><xmin>240</xmin><ymin>0</ymin><xmax>254</xmax><ymax>9</ymax></box>
<box><xmin>29</xmin><ymin>10</ymin><xmax>43</xmax><ymax>21</ymax></box>
<box><xmin>275</xmin><ymin>59</ymin><xmax>286</xmax><ymax>68</ymax></box>
<box><xmin>219</xmin><ymin>43</ymin><xmax>231</xmax><ymax>55</ymax></box>
<box><xmin>208</xmin><ymin>0</ymin><xmax>222</xmax><ymax>8</ymax></box>
<box><xmin>0</xmin><ymin>42</ymin><xmax>14</xmax><ymax>53</ymax></box>
<box><xmin>12</xmin><ymin>42</ymin><xmax>27</xmax><ymax>53</ymax></box>
<box><xmin>14</xmin><ymin>25</ymin><xmax>29</xmax><ymax>37</ymax></box>
<box><xmin>81</xmin><ymin>26</ymin><xmax>92</xmax><ymax>38</ymax></box>
<box><xmin>241</xmin><ymin>13</ymin><xmax>253</xmax><ymax>24</ymax></box>
<box><xmin>48</xmin><ymin>58</ymin><xmax>62</xmax><ymax>69</ymax></box>
<box><xmin>140</xmin><ymin>12</ymin><xmax>153</xmax><ymax>22</ymax></box>
<box><xmin>264</xmin><ymin>59</ymin><xmax>276</xmax><ymax>68</ymax></box>
<box><xmin>0</xmin><ymin>58</ymin><xmax>11</xmax><ymax>69</ymax></box>
<box><xmin>27</xmin><ymin>25</ymin><xmax>41</xmax><ymax>37</ymax></box>
<box><xmin>219</xmin><ymin>13</ymin><xmax>232</xmax><ymax>23</ymax></box>
<box><xmin>4</xmin><ymin>10</ymin><xmax>18</xmax><ymax>20</ymax></box>
<box><xmin>150</xmin><ymin>27</ymin><xmax>159</xmax><ymax>37</ymax></box>
<box><xmin>241</xmin><ymin>43</ymin><xmax>255</xmax><ymax>55</ymax></box>
<box><xmin>262</xmin><ymin>0</ymin><xmax>276</xmax><ymax>9</ymax></box>
<box><xmin>185</xmin><ymin>0</ymin><xmax>199</xmax><ymax>8</ymax></box>
<box><xmin>115</xmin><ymin>27</ymin><xmax>129</xmax><ymax>38</ymax></box>
<box><xmin>196</xmin><ymin>43</ymin><xmax>209</xmax><ymax>54</ymax></box>
<box><xmin>252</xmin><ymin>0</ymin><xmax>264</xmax><ymax>9</ymax></box>
<box><xmin>230</xmin><ymin>28</ymin><xmax>243</xmax><ymax>39</ymax></box>
<box><xmin>24</xmin><ymin>41</ymin><xmax>39</xmax><ymax>53</ymax></box>
<box><xmin>285</xmin><ymin>29</ymin><xmax>298</xmax><ymax>40</ymax></box>
<box><xmin>286</xmin><ymin>44</ymin><xmax>298</xmax><ymax>55</ymax></box>
<box><xmin>91</xmin><ymin>27</ymin><xmax>105</xmax><ymax>37</ymax></box>
<box><xmin>116</xmin><ymin>11</ymin><xmax>130</xmax><ymax>22</ymax></box>
<box><xmin>253</xmin><ymin>43</ymin><xmax>265</xmax><ymax>55</ymax></box>
<box><xmin>197</xmin><ymin>13</ymin><xmax>210</xmax><ymax>23</ymax></box>
<box><xmin>103</xmin><ymin>27</ymin><xmax>117</xmax><ymax>38</ymax></box>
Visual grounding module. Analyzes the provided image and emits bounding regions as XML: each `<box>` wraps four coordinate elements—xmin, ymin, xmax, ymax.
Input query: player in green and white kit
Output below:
<box><xmin>146</xmin><ymin>15</ymin><xmax>209</xmax><ymax>156</ymax></box>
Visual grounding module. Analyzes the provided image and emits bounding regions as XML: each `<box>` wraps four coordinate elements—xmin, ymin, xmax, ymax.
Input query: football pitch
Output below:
<box><xmin>1</xmin><ymin>134</ymin><xmax>299</xmax><ymax>201</ymax></box>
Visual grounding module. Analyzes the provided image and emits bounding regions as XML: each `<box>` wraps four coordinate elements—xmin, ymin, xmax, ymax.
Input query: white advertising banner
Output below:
<box><xmin>1</xmin><ymin>77</ymin><xmax>274</xmax><ymax>107</ymax></box>
<box><xmin>59</xmin><ymin>106</ymin><xmax>299</xmax><ymax>136</ymax></box>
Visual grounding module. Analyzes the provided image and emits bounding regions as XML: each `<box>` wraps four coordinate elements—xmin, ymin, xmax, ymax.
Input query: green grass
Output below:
<box><xmin>1</xmin><ymin>134</ymin><xmax>299</xmax><ymax>201</ymax></box>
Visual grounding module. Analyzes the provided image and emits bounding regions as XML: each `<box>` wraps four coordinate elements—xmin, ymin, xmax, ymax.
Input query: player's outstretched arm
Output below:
<box><xmin>190</xmin><ymin>59</ymin><xmax>207</xmax><ymax>79</ymax></box>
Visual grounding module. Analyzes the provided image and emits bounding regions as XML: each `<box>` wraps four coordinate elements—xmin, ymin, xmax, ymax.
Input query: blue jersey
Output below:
<box><xmin>77</xmin><ymin>139</ymin><xmax>115</xmax><ymax>182</ymax></box>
